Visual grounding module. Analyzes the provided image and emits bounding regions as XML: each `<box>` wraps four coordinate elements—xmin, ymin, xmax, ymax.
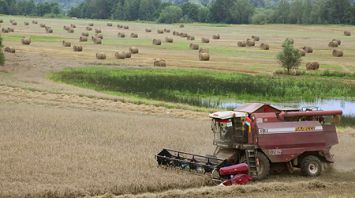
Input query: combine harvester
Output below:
<box><xmin>156</xmin><ymin>103</ymin><xmax>342</xmax><ymax>185</ymax></box>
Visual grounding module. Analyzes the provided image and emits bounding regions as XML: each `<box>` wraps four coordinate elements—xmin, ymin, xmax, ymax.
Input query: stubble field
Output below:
<box><xmin>0</xmin><ymin>15</ymin><xmax>355</xmax><ymax>197</ymax></box>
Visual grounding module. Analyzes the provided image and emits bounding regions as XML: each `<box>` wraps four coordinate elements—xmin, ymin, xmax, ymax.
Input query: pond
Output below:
<box><xmin>216</xmin><ymin>99</ymin><xmax>355</xmax><ymax>116</ymax></box>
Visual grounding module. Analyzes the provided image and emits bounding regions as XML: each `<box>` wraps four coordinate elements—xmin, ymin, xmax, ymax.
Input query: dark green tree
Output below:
<box><xmin>158</xmin><ymin>5</ymin><xmax>183</xmax><ymax>23</ymax></box>
<box><xmin>277</xmin><ymin>39</ymin><xmax>302</xmax><ymax>75</ymax></box>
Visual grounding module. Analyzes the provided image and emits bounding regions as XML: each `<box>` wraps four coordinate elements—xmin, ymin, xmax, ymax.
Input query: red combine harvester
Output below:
<box><xmin>156</xmin><ymin>103</ymin><xmax>342</xmax><ymax>184</ymax></box>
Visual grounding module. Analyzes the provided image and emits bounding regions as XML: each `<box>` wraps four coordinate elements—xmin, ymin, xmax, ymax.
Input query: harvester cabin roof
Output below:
<box><xmin>234</xmin><ymin>103</ymin><xmax>281</xmax><ymax>114</ymax></box>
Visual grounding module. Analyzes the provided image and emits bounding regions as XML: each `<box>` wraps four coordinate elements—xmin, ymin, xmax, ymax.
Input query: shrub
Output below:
<box><xmin>277</xmin><ymin>39</ymin><xmax>302</xmax><ymax>75</ymax></box>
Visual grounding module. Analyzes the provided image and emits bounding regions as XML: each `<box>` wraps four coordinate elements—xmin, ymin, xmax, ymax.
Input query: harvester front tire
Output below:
<box><xmin>300</xmin><ymin>155</ymin><xmax>322</xmax><ymax>177</ymax></box>
<box><xmin>256</xmin><ymin>152</ymin><xmax>270</xmax><ymax>180</ymax></box>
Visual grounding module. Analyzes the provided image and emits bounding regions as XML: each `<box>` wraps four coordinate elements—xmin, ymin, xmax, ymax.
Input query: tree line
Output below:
<box><xmin>1</xmin><ymin>0</ymin><xmax>354</xmax><ymax>24</ymax></box>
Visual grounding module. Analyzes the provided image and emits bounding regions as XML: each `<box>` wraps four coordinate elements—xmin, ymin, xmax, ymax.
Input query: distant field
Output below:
<box><xmin>1</xmin><ymin>15</ymin><xmax>354</xmax><ymax>74</ymax></box>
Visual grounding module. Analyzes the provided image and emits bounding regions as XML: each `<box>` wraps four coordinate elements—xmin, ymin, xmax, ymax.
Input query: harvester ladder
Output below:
<box><xmin>245</xmin><ymin>149</ymin><xmax>258</xmax><ymax>177</ymax></box>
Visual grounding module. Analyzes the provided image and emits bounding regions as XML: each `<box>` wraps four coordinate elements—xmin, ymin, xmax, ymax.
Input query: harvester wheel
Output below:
<box><xmin>300</xmin><ymin>155</ymin><xmax>322</xmax><ymax>177</ymax></box>
<box><xmin>256</xmin><ymin>152</ymin><xmax>270</xmax><ymax>180</ymax></box>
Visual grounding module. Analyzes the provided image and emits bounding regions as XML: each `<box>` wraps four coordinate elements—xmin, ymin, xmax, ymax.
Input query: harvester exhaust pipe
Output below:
<box><xmin>279</xmin><ymin>110</ymin><xmax>343</xmax><ymax>120</ymax></box>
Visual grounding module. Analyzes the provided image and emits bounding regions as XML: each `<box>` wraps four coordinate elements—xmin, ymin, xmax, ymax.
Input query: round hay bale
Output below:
<box><xmin>24</xmin><ymin>22</ymin><xmax>29</xmax><ymax>26</ymax></box>
<box><xmin>212</xmin><ymin>34</ymin><xmax>220</xmax><ymax>39</ymax></box>
<box><xmin>93</xmin><ymin>37</ymin><xmax>102</xmax><ymax>44</ymax></box>
<box><xmin>201</xmin><ymin>37</ymin><xmax>210</xmax><ymax>43</ymax></box>
<box><xmin>118</xmin><ymin>32</ymin><xmax>126</xmax><ymax>38</ymax></box>
<box><xmin>117</xmin><ymin>24</ymin><xmax>123</xmax><ymax>29</ymax></box>
<box><xmin>2</xmin><ymin>28</ymin><xmax>9</xmax><ymax>33</ymax></box>
<box><xmin>96</xmin><ymin>53</ymin><xmax>106</xmax><ymax>60</ymax></box>
<box><xmin>73</xmin><ymin>45</ymin><xmax>83</xmax><ymax>52</ymax></box>
<box><xmin>70</xmin><ymin>24</ymin><xmax>76</xmax><ymax>28</ymax></box>
<box><xmin>189</xmin><ymin>43</ymin><xmax>199</xmax><ymax>50</ymax></box>
<box><xmin>129</xmin><ymin>46</ymin><xmax>139</xmax><ymax>54</ymax></box>
<box><xmin>164</xmin><ymin>28</ymin><xmax>170</xmax><ymax>33</ymax></box>
<box><xmin>298</xmin><ymin>49</ymin><xmax>306</xmax><ymax>56</ymax></box>
<box><xmin>11</xmin><ymin>22</ymin><xmax>17</xmax><ymax>26</ymax></box>
<box><xmin>199</xmin><ymin>48</ymin><xmax>209</xmax><ymax>53</ymax></box>
<box><xmin>86</xmin><ymin>27</ymin><xmax>93</xmax><ymax>31</ymax></box>
<box><xmin>165</xmin><ymin>37</ymin><xmax>173</xmax><ymax>43</ymax></box>
<box><xmin>157</xmin><ymin>29</ymin><xmax>164</xmax><ymax>34</ymax></box>
<box><xmin>187</xmin><ymin>35</ymin><xmax>195</xmax><ymax>40</ymax></box>
<box><xmin>123</xmin><ymin>25</ymin><xmax>129</xmax><ymax>29</ymax></box>
<box><xmin>332</xmin><ymin>49</ymin><xmax>343</xmax><ymax>57</ymax></box>
<box><xmin>180</xmin><ymin>33</ymin><xmax>188</xmax><ymax>38</ymax></box>
<box><xmin>173</xmin><ymin>31</ymin><xmax>178</xmax><ymax>36</ymax></box>
<box><xmin>88</xmin><ymin>23</ymin><xmax>94</xmax><ymax>26</ymax></box>
<box><xmin>237</xmin><ymin>41</ymin><xmax>246</xmax><ymax>47</ymax></box>
<box><xmin>246</xmin><ymin>39</ymin><xmax>255</xmax><ymax>47</ymax></box>
<box><xmin>260</xmin><ymin>43</ymin><xmax>269</xmax><ymax>50</ymax></box>
<box><xmin>125</xmin><ymin>51</ymin><xmax>131</xmax><ymax>58</ymax></box>
<box><xmin>145</xmin><ymin>28</ymin><xmax>152</xmax><ymax>32</ymax></box>
<box><xmin>199</xmin><ymin>53</ymin><xmax>210</xmax><ymax>61</ymax></box>
<box><xmin>82</xmin><ymin>32</ymin><xmax>89</xmax><ymax>37</ymax></box>
<box><xmin>302</xmin><ymin>46</ymin><xmax>313</xmax><ymax>53</ymax></box>
<box><xmin>107</xmin><ymin>23</ymin><xmax>113</xmax><ymax>27</ymax></box>
<box><xmin>153</xmin><ymin>39</ymin><xmax>161</xmax><ymax>45</ymax></box>
<box><xmin>344</xmin><ymin>31</ymin><xmax>351</xmax><ymax>36</ymax></box>
<box><xmin>154</xmin><ymin>58</ymin><xmax>166</xmax><ymax>67</ymax></box>
<box><xmin>80</xmin><ymin>36</ymin><xmax>88</xmax><ymax>42</ymax></box>
<box><xmin>95</xmin><ymin>33</ymin><xmax>103</xmax><ymax>39</ymax></box>
<box><xmin>4</xmin><ymin>47</ymin><xmax>15</xmax><ymax>53</ymax></box>
<box><xmin>45</xmin><ymin>27</ymin><xmax>53</xmax><ymax>33</ymax></box>
<box><xmin>179</xmin><ymin>24</ymin><xmax>184</xmax><ymax>28</ymax></box>
<box><xmin>8</xmin><ymin>27</ymin><xmax>14</xmax><ymax>32</ymax></box>
<box><xmin>115</xmin><ymin>52</ymin><xmax>126</xmax><ymax>59</ymax></box>
<box><xmin>32</xmin><ymin>20</ymin><xmax>38</xmax><ymax>24</ymax></box>
<box><xmin>21</xmin><ymin>37</ymin><xmax>31</xmax><ymax>45</ymax></box>
<box><xmin>68</xmin><ymin>28</ymin><xmax>74</xmax><ymax>33</ymax></box>
<box><xmin>306</xmin><ymin>62</ymin><xmax>320</xmax><ymax>70</ymax></box>
<box><xmin>332</xmin><ymin>39</ymin><xmax>341</xmax><ymax>45</ymax></box>
<box><xmin>251</xmin><ymin>35</ymin><xmax>260</xmax><ymax>41</ymax></box>
<box><xmin>95</xmin><ymin>29</ymin><xmax>102</xmax><ymax>34</ymax></box>
<box><xmin>328</xmin><ymin>41</ymin><xmax>338</xmax><ymax>48</ymax></box>
<box><xmin>130</xmin><ymin>33</ymin><xmax>138</xmax><ymax>38</ymax></box>
<box><xmin>62</xmin><ymin>40</ymin><xmax>71</xmax><ymax>47</ymax></box>
<box><xmin>40</xmin><ymin>24</ymin><xmax>46</xmax><ymax>28</ymax></box>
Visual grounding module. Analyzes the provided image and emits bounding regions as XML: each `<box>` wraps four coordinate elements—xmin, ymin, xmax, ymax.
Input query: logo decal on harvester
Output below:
<box><xmin>295</xmin><ymin>126</ymin><xmax>315</xmax><ymax>132</ymax></box>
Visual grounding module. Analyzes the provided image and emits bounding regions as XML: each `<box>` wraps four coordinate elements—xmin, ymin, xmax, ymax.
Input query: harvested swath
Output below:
<box><xmin>130</xmin><ymin>33</ymin><xmax>138</xmax><ymax>38</ymax></box>
<box><xmin>96</xmin><ymin>53</ymin><xmax>106</xmax><ymax>60</ymax></box>
<box><xmin>40</xmin><ymin>24</ymin><xmax>46</xmax><ymax>28</ymax></box>
<box><xmin>201</xmin><ymin>37</ymin><xmax>210</xmax><ymax>43</ymax></box>
<box><xmin>145</xmin><ymin>28</ymin><xmax>152</xmax><ymax>33</ymax></box>
<box><xmin>125</xmin><ymin>51</ymin><xmax>132</xmax><ymax>58</ymax></box>
<box><xmin>189</xmin><ymin>43</ymin><xmax>199</xmax><ymax>50</ymax></box>
<box><xmin>237</xmin><ymin>41</ymin><xmax>246</xmax><ymax>47</ymax></box>
<box><xmin>332</xmin><ymin>49</ymin><xmax>343</xmax><ymax>57</ymax></box>
<box><xmin>246</xmin><ymin>39</ymin><xmax>255</xmax><ymax>47</ymax></box>
<box><xmin>129</xmin><ymin>46</ymin><xmax>139</xmax><ymax>54</ymax></box>
<box><xmin>24</xmin><ymin>22</ymin><xmax>29</xmax><ymax>26</ymax></box>
<box><xmin>45</xmin><ymin>27</ymin><xmax>53</xmax><ymax>33</ymax></box>
<box><xmin>86</xmin><ymin>27</ymin><xmax>93</xmax><ymax>31</ymax></box>
<box><xmin>123</xmin><ymin>25</ymin><xmax>129</xmax><ymax>29</ymax></box>
<box><xmin>332</xmin><ymin>39</ymin><xmax>341</xmax><ymax>45</ymax></box>
<box><xmin>82</xmin><ymin>32</ymin><xmax>89</xmax><ymax>37</ymax></box>
<box><xmin>32</xmin><ymin>20</ymin><xmax>38</xmax><ymax>24</ymax></box>
<box><xmin>21</xmin><ymin>37</ymin><xmax>31</xmax><ymax>45</ymax></box>
<box><xmin>199</xmin><ymin>53</ymin><xmax>210</xmax><ymax>61</ymax></box>
<box><xmin>154</xmin><ymin>58</ymin><xmax>166</xmax><ymax>67</ymax></box>
<box><xmin>179</xmin><ymin>24</ymin><xmax>184</xmax><ymax>28</ymax></box>
<box><xmin>260</xmin><ymin>43</ymin><xmax>269</xmax><ymax>50</ymax></box>
<box><xmin>164</xmin><ymin>28</ymin><xmax>170</xmax><ymax>33</ymax></box>
<box><xmin>157</xmin><ymin>29</ymin><xmax>164</xmax><ymax>34</ymax></box>
<box><xmin>95</xmin><ymin>33</ymin><xmax>103</xmax><ymax>39</ymax></box>
<box><xmin>95</xmin><ymin>29</ymin><xmax>102</xmax><ymax>34</ymax></box>
<box><xmin>115</xmin><ymin>51</ymin><xmax>126</xmax><ymax>59</ymax></box>
<box><xmin>153</xmin><ymin>39</ymin><xmax>161</xmax><ymax>45</ymax></box>
<box><xmin>251</xmin><ymin>35</ymin><xmax>260</xmax><ymax>41</ymax></box>
<box><xmin>80</xmin><ymin>36</ymin><xmax>88</xmax><ymax>42</ymax></box>
<box><xmin>117</xmin><ymin>32</ymin><xmax>126</xmax><ymax>38</ymax></box>
<box><xmin>199</xmin><ymin>48</ymin><xmax>209</xmax><ymax>53</ymax></box>
<box><xmin>70</xmin><ymin>24</ymin><xmax>76</xmax><ymax>28</ymax></box>
<box><xmin>107</xmin><ymin>23</ymin><xmax>113</xmax><ymax>27</ymax></box>
<box><xmin>62</xmin><ymin>40</ymin><xmax>71</xmax><ymax>47</ymax></box>
<box><xmin>165</xmin><ymin>37</ymin><xmax>173</xmax><ymax>43</ymax></box>
<box><xmin>4</xmin><ymin>47</ymin><xmax>15</xmax><ymax>53</ymax></box>
<box><xmin>88</xmin><ymin>23</ymin><xmax>94</xmax><ymax>26</ymax></box>
<box><xmin>187</xmin><ymin>35</ymin><xmax>195</xmax><ymax>40</ymax></box>
<box><xmin>328</xmin><ymin>41</ymin><xmax>338</xmax><ymax>48</ymax></box>
<box><xmin>73</xmin><ymin>45</ymin><xmax>83</xmax><ymax>52</ymax></box>
<box><xmin>344</xmin><ymin>31</ymin><xmax>351</xmax><ymax>36</ymax></box>
<box><xmin>306</xmin><ymin>62</ymin><xmax>320</xmax><ymax>70</ymax></box>
<box><xmin>212</xmin><ymin>34</ymin><xmax>220</xmax><ymax>39</ymax></box>
<box><xmin>92</xmin><ymin>37</ymin><xmax>102</xmax><ymax>44</ymax></box>
<box><xmin>302</xmin><ymin>46</ymin><xmax>313</xmax><ymax>53</ymax></box>
<box><xmin>298</xmin><ymin>49</ymin><xmax>306</xmax><ymax>56</ymax></box>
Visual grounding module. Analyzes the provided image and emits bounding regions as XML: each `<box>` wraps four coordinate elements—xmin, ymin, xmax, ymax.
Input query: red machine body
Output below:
<box><xmin>222</xmin><ymin>174</ymin><xmax>253</xmax><ymax>186</ymax></box>
<box><xmin>219</xmin><ymin>163</ymin><xmax>249</xmax><ymax>176</ymax></box>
